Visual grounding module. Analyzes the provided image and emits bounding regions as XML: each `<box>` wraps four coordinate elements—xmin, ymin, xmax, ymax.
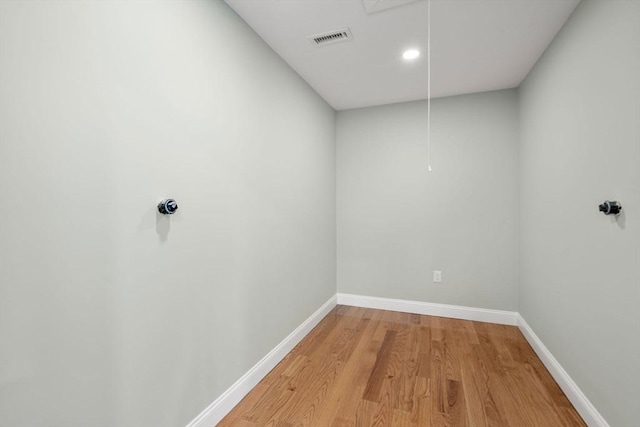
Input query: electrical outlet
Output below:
<box><xmin>433</xmin><ymin>270</ymin><xmax>442</xmax><ymax>283</ymax></box>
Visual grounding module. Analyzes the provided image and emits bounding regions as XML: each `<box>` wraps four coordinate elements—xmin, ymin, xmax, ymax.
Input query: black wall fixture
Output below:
<box><xmin>158</xmin><ymin>199</ymin><xmax>178</xmax><ymax>215</ymax></box>
<box><xmin>598</xmin><ymin>200</ymin><xmax>621</xmax><ymax>215</ymax></box>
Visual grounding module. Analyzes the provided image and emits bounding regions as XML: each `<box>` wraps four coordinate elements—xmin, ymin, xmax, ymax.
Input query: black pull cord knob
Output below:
<box><xmin>158</xmin><ymin>199</ymin><xmax>178</xmax><ymax>215</ymax></box>
<box><xmin>599</xmin><ymin>200</ymin><xmax>621</xmax><ymax>215</ymax></box>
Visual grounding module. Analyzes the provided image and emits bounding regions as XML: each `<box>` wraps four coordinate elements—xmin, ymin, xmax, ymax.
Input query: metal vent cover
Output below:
<box><xmin>308</xmin><ymin>28</ymin><xmax>353</xmax><ymax>47</ymax></box>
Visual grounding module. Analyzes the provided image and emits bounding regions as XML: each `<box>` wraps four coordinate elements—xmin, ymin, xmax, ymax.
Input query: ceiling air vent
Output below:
<box><xmin>308</xmin><ymin>28</ymin><xmax>353</xmax><ymax>47</ymax></box>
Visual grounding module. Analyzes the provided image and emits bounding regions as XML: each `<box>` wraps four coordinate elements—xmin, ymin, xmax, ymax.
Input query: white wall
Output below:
<box><xmin>519</xmin><ymin>1</ymin><xmax>640</xmax><ymax>426</ymax></box>
<box><xmin>337</xmin><ymin>90</ymin><xmax>518</xmax><ymax>311</ymax></box>
<box><xmin>0</xmin><ymin>1</ymin><xmax>336</xmax><ymax>426</ymax></box>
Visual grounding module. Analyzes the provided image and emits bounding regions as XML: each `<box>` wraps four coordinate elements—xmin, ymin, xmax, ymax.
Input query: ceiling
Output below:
<box><xmin>224</xmin><ymin>0</ymin><xmax>580</xmax><ymax>111</ymax></box>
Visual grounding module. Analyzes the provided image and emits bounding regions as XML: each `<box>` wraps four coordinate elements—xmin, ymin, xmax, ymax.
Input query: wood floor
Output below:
<box><xmin>218</xmin><ymin>306</ymin><xmax>585</xmax><ymax>426</ymax></box>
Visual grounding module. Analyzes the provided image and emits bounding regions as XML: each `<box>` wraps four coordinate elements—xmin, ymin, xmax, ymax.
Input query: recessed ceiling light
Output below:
<box><xmin>402</xmin><ymin>49</ymin><xmax>420</xmax><ymax>60</ymax></box>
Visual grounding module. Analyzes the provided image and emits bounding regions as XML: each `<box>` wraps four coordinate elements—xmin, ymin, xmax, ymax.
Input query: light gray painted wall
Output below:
<box><xmin>0</xmin><ymin>1</ymin><xmax>335</xmax><ymax>426</ymax></box>
<box><xmin>337</xmin><ymin>90</ymin><xmax>518</xmax><ymax>311</ymax></box>
<box><xmin>518</xmin><ymin>1</ymin><xmax>640</xmax><ymax>425</ymax></box>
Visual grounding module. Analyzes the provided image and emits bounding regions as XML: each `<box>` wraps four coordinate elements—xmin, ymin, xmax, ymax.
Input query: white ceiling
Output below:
<box><xmin>224</xmin><ymin>0</ymin><xmax>580</xmax><ymax>111</ymax></box>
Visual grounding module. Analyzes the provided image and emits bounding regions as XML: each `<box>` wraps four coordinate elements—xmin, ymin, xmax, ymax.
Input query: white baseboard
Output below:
<box><xmin>517</xmin><ymin>315</ymin><xmax>609</xmax><ymax>427</ymax></box>
<box><xmin>186</xmin><ymin>293</ymin><xmax>606</xmax><ymax>427</ymax></box>
<box><xmin>338</xmin><ymin>293</ymin><xmax>606</xmax><ymax>426</ymax></box>
<box><xmin>185</xmin><ymin>294</ymin><xmax>337</xmax><ymax>427</ymax></box>
<box><xmin>337</xmin><ymin>293</ymin><xmax>518</xmax><ymax>325</ymax></box>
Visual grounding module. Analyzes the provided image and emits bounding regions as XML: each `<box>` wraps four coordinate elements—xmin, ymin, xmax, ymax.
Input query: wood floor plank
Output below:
<box><xmin>314</xmin><ymin>312</ymin><xmax>382</xmax><ymax>424</ymax></box>
<box><xmin>395</xmin><ymin>325</ymin><xmax>419</xmax><ymax>412</ymax></box>
<box><xmin>218</xmin><ymin>306</ymin><xmax>586</xmax><ymax>427</ymax></box>
<box><xmin>409</xmin><ymin>376</ymin><xmax>430</xmax><ymax>425</ymax></box>
<box><xmin>371</xmin><ymin>377</ymin><xmax>393</xmax><ymax>426</ymax></box>
<box><xmin>275</xmin><ymin>312</ymin><xmax>366</xmax><ymax>425</ymax></box>
<box><xmin>363</xmin><ymin>330</ymin><xmax>397</xmax><ymax>403</ymax></box>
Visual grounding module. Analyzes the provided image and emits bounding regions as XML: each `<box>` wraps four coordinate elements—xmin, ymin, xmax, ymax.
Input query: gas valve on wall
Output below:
<box><xmin>158</xmin><ymin>199</ymin><xmax>178</xmax><ymax>215</ymax></box>
<box><xmin>598</xmin><ymin>200</ymin><xmax>621</xmax><ymax>216</ymax></box>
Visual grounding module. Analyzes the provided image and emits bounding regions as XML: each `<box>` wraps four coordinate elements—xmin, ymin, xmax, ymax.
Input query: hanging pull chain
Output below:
<box><xmin>427</xmin><ymin>0</ymin><xmax>433</xmax><ymax>172</ymax></box>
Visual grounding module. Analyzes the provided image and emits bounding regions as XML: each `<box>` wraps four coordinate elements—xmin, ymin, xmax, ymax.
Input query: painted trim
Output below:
<box><xmin>337</xmin><ymin>293</ymin><xmax>518</xmax><ymax>325</ymax></box>
<box><xmin>185</xmin><ymin>294</ymin><xmax>337</xmax><ymax>427</ymax></box>
<box><xmin>517</xmin><ymin>315</ymin><xmax>609</xmax><ymax>427</ymax></box>
<box><xmin>186</xmin><ymin>293</ymin><xmax>607</xmax><ymax>427</ymax></box>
